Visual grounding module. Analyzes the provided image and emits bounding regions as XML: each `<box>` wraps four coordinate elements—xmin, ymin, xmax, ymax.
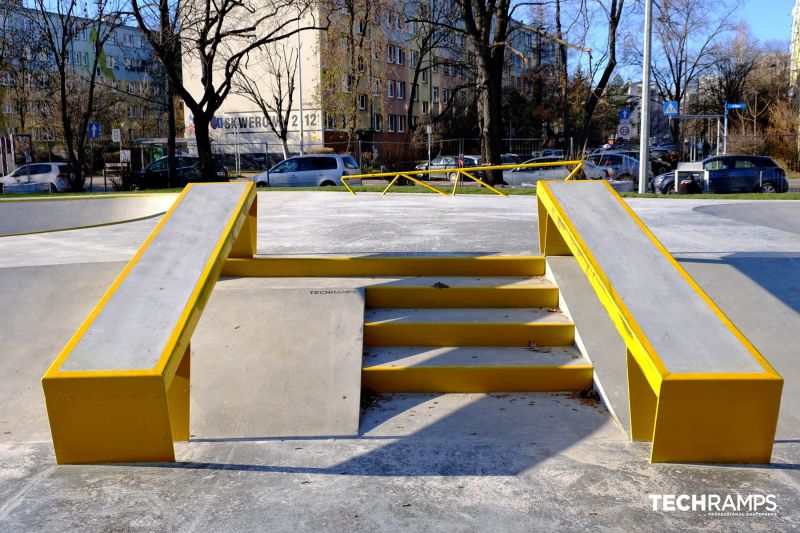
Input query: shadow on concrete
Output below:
<box><xmin>166</xmin><ymin>393</ymin><xmax>609</xmax><ymax>477</ymax></box>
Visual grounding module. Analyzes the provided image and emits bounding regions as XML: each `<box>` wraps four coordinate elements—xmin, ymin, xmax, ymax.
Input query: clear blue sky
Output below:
<box><xmin>742</xmin><ymin>0</ymin><xmax>794</xmax><ymax>44</ymax></box>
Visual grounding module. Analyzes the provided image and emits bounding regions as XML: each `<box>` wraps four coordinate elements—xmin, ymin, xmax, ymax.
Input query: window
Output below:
<box><xmin>397</xmin><ymin>47</ymin><xmax>405</xmax><ymax>65</ymax></box>
<box><xmin>358</xmin><ymin>94</ymin><xmax>368</xmax><ymax>110</ymax></box>
<box><xmin>412</xmin><ymin>84</ymin><xmax>419</xmax><ymax>101</ymax></box>
<box><xmin>372</xmin><ymin>113</ymin><xmax>382</xmax><ymax>131</ymax></box>
<box><xmin>343</xmin><ymin>156</ymin><xmax>360</xmax><ymax>169</ymax></box>
<box><xmin>3</xmin><ymin>102</ymin><xmax>12</xmax><ymax>114</ymax></box>
<box><xmin>305</xmin><ymin>156</ymin><xmax>338</xmax><ymax>170</ymax></box>
<box><xmin>411</xmin><ymin>115</ymin><xmax>417</xmax><ymax>128</ymax></box>
<box><xmin>387</xmin><ymin>80</ymin><xmax>395</xmax><ymax>98</ymax></box>
<box><xmin>422</xmin><ymin>101</ymin><xmax>429</xmax><ymax>114</ymax></box>
<box><xmin>442</xmin><ymin>88</ymin><xmax>451</xmax><ymax>103</ymax></box>
<box><xmin>704</xmin><ymin>158</ymin><xmax>728</xmax><ymax>171</ymax></box>
<box><xmin>387</xmin><ymin>44</ymin><xmax>396</xmax><ymax>63</ymax></box>
<box><xmin>410</xmin><ymin>50</ymin><xmax>418</xmax><ymax>68</ymax></box>
<box><xmin>734</xmin><ymin>159</ymin><xmax>756</xmax><ymax>168</ymax></box>
<box><xmin>398</xmin><ymin>115</ymin><xmax>406</xmax><ymax>133</ymax></box>
<box><xmin>431</xmin><ymin>57</ymin><xmax>438</xmax><ymax>72</ymax></box>
<box><xmin>396</xmin><ymin>81</ymin><xmax>405</xmax><ymax>100</ymax></box>
<box><xmin>395</xmin><ymin>13</ymin><xmax>402</xmax><ymax>30</ymax></box>
<box><xmin>357</xmin><ymin>19</ymin><xmax>366</xmax><ymax>35</ymax></box>
<box><xmin>388</xmin><ymin>114</ymin><xmax>397</xmax><ymax>132</ymax></box>
<box><xmin>343</xmin><ymin>75</ymin><xmax>354</xmax><ymax>93</ymax></box>
<box><xmin>432</xmin><ymin>86</ymin><xmax>439</xmax><ymax>103</ymax></box>
<box><xmin>421</xmin><ymin>69</ymin><xmax>428</xmax><ymax>83</ymax></box>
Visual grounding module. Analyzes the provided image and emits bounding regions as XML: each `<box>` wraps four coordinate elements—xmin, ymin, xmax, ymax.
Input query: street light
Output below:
<box><xmin>638</xmin><ymin>0</ymin><xmax>653</xmax><ymax>194</ymax></box>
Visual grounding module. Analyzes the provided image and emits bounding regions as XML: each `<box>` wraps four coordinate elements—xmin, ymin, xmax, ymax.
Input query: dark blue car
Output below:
<box><xmin>652</xmin><ymin>155</ymin><xmax>788</xmax><ymax>194</ymax></box>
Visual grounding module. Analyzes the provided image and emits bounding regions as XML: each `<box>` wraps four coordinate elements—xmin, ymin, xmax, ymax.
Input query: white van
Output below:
<box><xmin>251</xmin><ymin>154</ymin><xmax>362</xmax><ymax>187</ymax></box>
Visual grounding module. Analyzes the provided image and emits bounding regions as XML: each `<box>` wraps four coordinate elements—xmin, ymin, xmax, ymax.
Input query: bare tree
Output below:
<box><xmin>318</xmin><ymin>0</ymin><xmax>389</xmax><ymax>150</ymax></box>
<box><xmin>30</xmin><ymin>0</ymin><xmax>127</xmax><ymax>191</ymax></box>
<box><xmin>130</xmin><ymin>0</ymin><xmax>324</xmax><ymax>179</ymax></box>
<box><xmin>234</xmin><ymin>43</ymin><xmax>298</xmax><ymax>159</ymax></box>
<box><xmin>650</xmin><ymin>0</ymin><xmax>736</xmax><ymax>143</ymax></box>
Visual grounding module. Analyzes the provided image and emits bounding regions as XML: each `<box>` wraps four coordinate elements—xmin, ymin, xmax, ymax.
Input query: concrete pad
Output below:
<box><xmin>0</xmin><ymin>194</ymin><xmax>175</xmax><ymax>236</ymax></box>
<box><xmin>190</xmin><ymin>285</ymin><xmax>365</xmax><ymax>438</ymax></box>
<box><xmin>0</xmin><ymin>261</ymin><xmax>127</xmax><ymax>441</ymax></box>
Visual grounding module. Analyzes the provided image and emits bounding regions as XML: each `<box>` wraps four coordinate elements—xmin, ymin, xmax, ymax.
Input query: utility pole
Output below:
<box><xmin>638</xmin><ymin>0</ymin><xmax>653</xmax><ymax>194</ymax></box>
<box><xmin>297</xmin><ymin>16</ymin><xmax>305</xmax><ymax>155</ymax></box>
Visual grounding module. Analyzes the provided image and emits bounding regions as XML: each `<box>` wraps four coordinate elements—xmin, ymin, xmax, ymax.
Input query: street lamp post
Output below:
<box><xmin>638</xmin><ymin>0</ymin><xmax>653</xmax><ymax>194</ymax></box>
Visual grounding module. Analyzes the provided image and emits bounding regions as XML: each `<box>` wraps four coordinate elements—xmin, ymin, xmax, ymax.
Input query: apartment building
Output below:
<box><xmin>181</xmin><ymin>2</ymin><xmax>554</xmax><ymax>160</ymax></box>
<box><xmin>0</xmin><ymin>3</ymin><xmax>169</xmax><ymax>146</ymax></box>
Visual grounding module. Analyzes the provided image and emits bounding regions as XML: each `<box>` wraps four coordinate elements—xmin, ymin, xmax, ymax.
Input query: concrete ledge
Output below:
<box><xmin>537</xmin><ymin>180</ymin><xmax>783</xmax><ymax>463</ymax></box>
<box><xmin>42</xmin><ymin>183</ymin><xmax>256</xmax><ymax>464</ymax></box>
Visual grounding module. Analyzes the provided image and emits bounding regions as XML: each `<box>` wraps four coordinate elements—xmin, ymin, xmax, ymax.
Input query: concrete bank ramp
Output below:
<box><xmin>0</xmin><ymin>194</ymin><xmax>176</xmax><ymax>236</ymax></box>
<box><xmin>191</xmin><ymin>284</ymin><xmax>365</xmax><ymax>438</ymax></box>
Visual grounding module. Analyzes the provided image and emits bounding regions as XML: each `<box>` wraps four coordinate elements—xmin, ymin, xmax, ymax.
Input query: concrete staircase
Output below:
<box><xmin>360</xmin><ymin>260</ymin><xmax>593</xmax><ymax>393</ymax></box>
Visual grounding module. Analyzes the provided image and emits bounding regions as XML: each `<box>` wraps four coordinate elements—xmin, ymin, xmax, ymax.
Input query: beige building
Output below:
<box><xmin>181</xmin><ymin>3</ymin><xmax>554</xmax><ymax>164</ymax></box>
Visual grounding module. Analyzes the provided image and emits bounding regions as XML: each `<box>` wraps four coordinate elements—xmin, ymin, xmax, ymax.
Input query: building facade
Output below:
<box><xmin>0</xmin><ymin>2</ymin><xmax>169</xmax><ymax>150</ymax></box>
<box><xmin>181</xmin><ymin>1</ymin><xmax>555</xmax><ymax>165</ymax></box>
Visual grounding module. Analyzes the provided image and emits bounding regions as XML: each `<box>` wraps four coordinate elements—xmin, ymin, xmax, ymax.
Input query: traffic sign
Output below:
<box><xmin>617</xmin><ymin>124</ymin><xmax>637</xmax><ymax>140</ymax></box>
<box><xmin>112</xmin><ymin>128</ymin><xmax>121</xmax><ymax>143</ymax></box>
<box><xmin>87</xmin><ymin>122</ymin><xmax>101</xmax><ymax>140</ymax></box>
<box><xmin>663</xmin><ymin>101</ymin><xmax>679</xmax><ymax>116</ymax></box>
<box><xmin>726</xmin><ymin>103</ymin><xmax>746</xmax><ymax>109</ymax></box>
<box><xmin>619</xmin><ymin>108</ymin><xmax>632</xmax><ymax>121</ymax></box>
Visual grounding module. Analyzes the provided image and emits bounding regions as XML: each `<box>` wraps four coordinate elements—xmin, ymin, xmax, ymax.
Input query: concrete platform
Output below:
<box><xmin>1</xmin><ymin>192</ymin><xmax>799</xmax><ymax>530</ymax></box>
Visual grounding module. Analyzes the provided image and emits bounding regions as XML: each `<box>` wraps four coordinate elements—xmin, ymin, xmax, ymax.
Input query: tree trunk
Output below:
<box><xmin>193</xmin><ymin>117</ymin><xmax>215</xmax><ymax>180</ymax></box>
<box><xmin>477</xmin><ymin>57</ymin><xmax>505</xmax><ymax>185</ymax></box>
<box><xmin>280</xmin><ymin>137</ymin><xmax>290</xmax><ymax>159</ymax></box>
<box><xmin>166</xmin><ymin>75</ymin><xmax>177</xmax><ymax>188</ymax></box>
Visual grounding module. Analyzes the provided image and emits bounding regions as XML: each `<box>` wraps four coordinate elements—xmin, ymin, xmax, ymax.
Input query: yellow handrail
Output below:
<box><xmin>341</xmin><ymin>160</ymin><xmax>585</xmax><ymax>196</ymax></box>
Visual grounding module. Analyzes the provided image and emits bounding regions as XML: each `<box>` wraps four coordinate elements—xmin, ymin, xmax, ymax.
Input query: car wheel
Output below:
<box><xmin>664</xmin><ymin>183</ymin><xmax>675</xmax><ymax>194</ymax></box>
<box><xmin>49</xmin><ymin>183</ymin><xmax>58</xmax><ymax>193</ymax></box>
<box><xmin>320</xmin><ymin>181</ymin><xmax>336</xmax><ymax>186</ymax></box>
<box><xmin>256</xmin><ymin>181</ymin><xmax>267</xmax><ymax>188</ymax></box>
<box><xmin>759</xmin><ymin>182</ymin><xmax>777</xmax><ymax>193</ymax></box>
<box><xmin>129</xmin><ymin>183</ymin><xmax>141</xmax><ymax>191</ymax></box>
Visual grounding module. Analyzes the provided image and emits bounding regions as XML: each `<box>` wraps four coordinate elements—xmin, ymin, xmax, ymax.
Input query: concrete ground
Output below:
<box><xmin>1</xmin><ymin>192</ymin><xmax>799</xmax><ymax>531</ymax></box>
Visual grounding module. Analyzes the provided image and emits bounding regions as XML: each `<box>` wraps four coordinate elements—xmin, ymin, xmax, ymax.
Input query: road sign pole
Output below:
<box><xmin>638</xmin><ymin>0</ymin><xmax>653</xmax><ymax>194</ymax></box>
<box><xmin>723</xmin><ymin>100</ymin><xmax>728</xmax><ymax>155</ymax></box>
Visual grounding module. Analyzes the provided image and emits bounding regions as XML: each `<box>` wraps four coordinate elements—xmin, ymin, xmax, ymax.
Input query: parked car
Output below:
<box><xmin>585</xmin><ymin>152</ymin><xmax>649</xmax><ymax>182</ymax></box>
<box><xmin>415</xmin><ymin>155</ymin><xmax>457</xmax><ymax>180</ymax></box>
<box><xmin>128</xmin><ymin>156</ymin><xmax>228</xmax><ymax>189</ymax></box>
<box><xmin>592</xmin><ymin>149</ymin><xmax>671</xmax><ymax>175</ymax></box>
<box><xmin>501</xmin><ymin>153</ymin><xmax>523</xmax><ymax>165</ymax></box>
<box><xmin>251</xmin><ymin>154</ymin><xmax>361</xmax><ymax>187</ymax></box>
<box><xmin>0</xmin><ymin>162</ymin><xmax>75</xmax><ymax>192</ymax></box>
<box><xmin>504</xmin><ymin>157</ymin><xmax>611</xmax><ymax>187</ymax></box>
<box><xmin>651</xmin><ymin>155</ymin><xmax>788</xmax><ymax>194</ymax></box>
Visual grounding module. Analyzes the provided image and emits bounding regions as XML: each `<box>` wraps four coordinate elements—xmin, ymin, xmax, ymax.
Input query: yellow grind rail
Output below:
<box><xmin>536</xmin><ymin>180</ymin><xmax>782</xmax><ymax>463</ymax></box>
<box><xmin>341</xmin><ymin>160</ymin><xmax>585</xmax><ymax>196</ymax></box>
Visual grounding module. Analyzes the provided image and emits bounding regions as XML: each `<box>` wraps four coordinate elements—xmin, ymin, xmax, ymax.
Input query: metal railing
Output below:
<box><xmin>341</xmin><ymin>160</ymin><xmax>584</xmax><ymax>196</ymax></box>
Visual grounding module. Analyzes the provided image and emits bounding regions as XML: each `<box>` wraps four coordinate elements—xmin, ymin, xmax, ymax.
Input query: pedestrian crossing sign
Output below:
<box><xmin>663</xmin><ymin>101</ymin><xmax>679</xmax><ymax>116</ymax></box>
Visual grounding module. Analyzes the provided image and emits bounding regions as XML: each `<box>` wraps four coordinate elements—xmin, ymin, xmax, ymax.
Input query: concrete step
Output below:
<box><xmin>363</xmin><ymin>308</ymin><xmax>575</xmax><ymax>347</ymax></box>
<box><xmin>365</xmin><ymin>276</ymin><xmax>559</xmax><ymax>308</ymax></box>
<box><xmin>362</xmin><ymin>346</ymin><xmax>592</xmax><ymax>392</ymax></box>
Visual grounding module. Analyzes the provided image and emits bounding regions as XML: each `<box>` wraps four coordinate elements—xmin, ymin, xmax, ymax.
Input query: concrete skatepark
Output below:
<box><xmin>0</xmin><ymin>190</ymin><xmax>799</xmax><ymax>531</ymax></box>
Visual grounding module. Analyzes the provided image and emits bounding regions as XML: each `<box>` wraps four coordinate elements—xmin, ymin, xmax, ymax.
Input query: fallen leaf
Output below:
<box><xmin>432</xmin><ymin>282</ymin><xmax>450</xmax><ymax>289</ymax></box>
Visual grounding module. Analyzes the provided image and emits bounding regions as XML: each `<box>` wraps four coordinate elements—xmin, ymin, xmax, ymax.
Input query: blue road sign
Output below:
<box><xmin>663</xmin><ymin>101</ymin><xmax>679</xmax><ymax>116</ymax></box>
<box><xmin>726</xmin><ymin>103</ymin><xmax>746</xmax><ymax>109</ymax></box>
<box><xmin>87</xmin><ymin>122</ymin><xmax>101</xmax><ymax>140</ymax></box>
<box><xmin>619</xmin><ymin>108</ymin><xmax>632</xmax><ymax>121</ymax></box>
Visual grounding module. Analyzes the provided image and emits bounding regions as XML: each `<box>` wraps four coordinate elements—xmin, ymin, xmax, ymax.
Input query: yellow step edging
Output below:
<box><xmin>223</xmin><ymin>256</ymin><xmax>546</xmax><ymax>277</ymax></box>
<box><xmin>365</xmin><ymin>286</ymin><xmax>559</xmax><ymax>309</ymax></box>
<box><xmin>362</xmin><ymin>365</ymin><xmax>593</xmax><ymax>393</ymax></box>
